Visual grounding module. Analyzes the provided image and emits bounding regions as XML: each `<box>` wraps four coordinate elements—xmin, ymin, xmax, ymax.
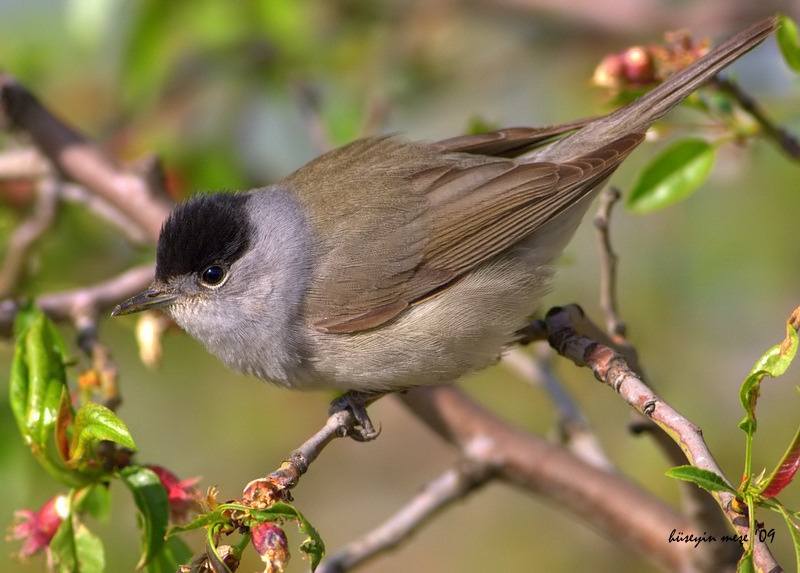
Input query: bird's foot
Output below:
<box><xmin>329</xmin><ymin>390</ymin><xmax>385</xmax><ymax>442</ymax></box>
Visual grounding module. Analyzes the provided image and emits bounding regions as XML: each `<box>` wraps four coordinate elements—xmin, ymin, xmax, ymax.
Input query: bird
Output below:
<box><xmin>113</xmin><ymin>18</ymin><xmax>777</xmax><ymax>438</ymax></box>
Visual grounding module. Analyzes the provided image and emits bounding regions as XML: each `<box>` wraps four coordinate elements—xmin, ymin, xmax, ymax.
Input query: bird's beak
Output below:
<box><xmin>111</xmin><ymin>286</ymin><xmax>179</xmax><ymax>317</ymax></box>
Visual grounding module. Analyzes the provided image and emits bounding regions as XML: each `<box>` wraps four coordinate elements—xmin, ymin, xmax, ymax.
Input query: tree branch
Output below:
<box><xmin>544</xmin><ymin>304</ymin><xmax>779</xmax><ymax>572</ymax></box>
<box><xmin>398</xmin><ymin>385</ymin><xmax>695</xmax><ymax>571</ymax></box>
<box><xmin>319</xmin><ymin>457</ymin><xmax>494</xmax><ymax>572</ymax></box>
<box><xmin>0</xmin><ymin>73</ymin><xmax>172</xmax><ymax>242</ymax></box>
<box><xmin>0</xmin><ymin>264</ymin><xmax>155</xmax><ymax>337</ymax></box>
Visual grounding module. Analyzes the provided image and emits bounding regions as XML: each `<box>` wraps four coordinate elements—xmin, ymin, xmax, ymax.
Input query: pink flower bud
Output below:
<box><xmin>251</xmin><ymin>521</ymin><xmax>290</xmax><ymax>573</ymax></box>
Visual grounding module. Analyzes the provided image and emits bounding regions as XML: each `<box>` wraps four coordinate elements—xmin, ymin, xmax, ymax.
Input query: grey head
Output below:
<box><xmin>113</xmin><ymin>188</ymin><xmax>315</xmax><ymax>386</ymax></box>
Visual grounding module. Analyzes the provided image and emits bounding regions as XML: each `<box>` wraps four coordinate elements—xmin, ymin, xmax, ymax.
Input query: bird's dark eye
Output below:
<box><xmin>200</xmin><ymin>265</ymin><xmax>227</xmax><ymax>288</ymax></box>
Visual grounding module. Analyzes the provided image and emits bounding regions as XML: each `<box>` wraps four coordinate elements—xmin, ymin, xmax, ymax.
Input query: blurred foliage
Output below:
<box><xmin>1</xmin><ymin>1</ymin><xmax>799</xmax><ymax>572</ymax></box>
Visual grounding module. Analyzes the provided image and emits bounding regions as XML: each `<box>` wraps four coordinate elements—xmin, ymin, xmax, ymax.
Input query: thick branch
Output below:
<box><xmin>400</xmin><ymin>385</ymin><xmax>694</xmax><ymax>572</ymax></box>
<box><xmin>0</xmin><ymin>74</ymin><xmax>172</xmax><ymax>241</ymax></box>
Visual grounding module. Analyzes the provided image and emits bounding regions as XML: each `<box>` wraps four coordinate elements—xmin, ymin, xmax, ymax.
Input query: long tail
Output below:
<box><xmin>534</xmin><ymin>17</ymin><xmax>778</xmax><ymax>160</ymax></box>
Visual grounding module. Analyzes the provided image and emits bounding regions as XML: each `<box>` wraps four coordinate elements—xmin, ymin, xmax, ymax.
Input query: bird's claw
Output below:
<box><xmin>329</xmin><ymin>391</ymin><xmax>384</xmax><ymax>441</ymax></box>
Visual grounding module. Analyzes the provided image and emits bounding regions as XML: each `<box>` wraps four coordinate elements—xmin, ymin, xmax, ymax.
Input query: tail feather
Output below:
<box><xmin>533</xmin><ymin>17</ymin><xmax>778</xmax><ymax>160</ymax></box>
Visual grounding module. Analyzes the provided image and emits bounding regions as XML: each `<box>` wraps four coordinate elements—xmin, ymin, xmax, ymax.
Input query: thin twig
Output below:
<box><xmin>242</xmin><ymin>409</ymin><xmax>360</xmax><ymax>507</ymax></box>
<box><xmin>0</xmin><ymin>148</ymin><xmax>50</xmax><ymax>180</ymax></box>
<box><xmin>594</xmin><ymin>187</ymin><xmax>733</xmax><ymax>567</ymax></box>
<box><xmin>544</xmin><ymin>304</ymin><xmax>778</xmax><ymax>572</ymax></box>
<box><xmin>319</xmin><ymin>455</ymin><xmax>494</xmax><ymax>572</ymax></box>
<box><xmin>0</xmin><ymin>178</ymin><xmax>59</xmax><ymax>298</ymax></box>
<box><xmin>0</xmin><ymin>263</ymin><xmax>155</xmax><ymax>337</ymax></box>
<box><xmin>593</xmin><ymin>186</ymin><xmax>626</xmax><ymax>341</ymax></box>
<box><xmin>712</xmin><ymin>76</ymin><xmax>800</xmax><ymax>161</ymax></box>
<box><xmin>74</xmin><ymin>310</ymin><xmax>121</xmax><ymax>411</ymax></box>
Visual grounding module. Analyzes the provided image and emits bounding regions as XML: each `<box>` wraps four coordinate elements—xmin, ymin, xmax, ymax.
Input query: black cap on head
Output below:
<box><xmin>156</xmin><ymin>193</ymin><xmax>252</xmax><ymax>282</ymax></box>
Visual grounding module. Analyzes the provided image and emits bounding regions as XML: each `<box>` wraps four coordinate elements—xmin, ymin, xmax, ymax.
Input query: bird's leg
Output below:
<box><xmin>329</xmin><ymin>390</ymin><xmax>386</xmax><ymax>442</ymax></box>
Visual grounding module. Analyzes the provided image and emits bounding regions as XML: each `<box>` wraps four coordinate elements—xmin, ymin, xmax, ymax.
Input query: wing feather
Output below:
<box><xmin>306</xmin><ymin>133</ymin><xmax>644</xmax><ymax>333</ymax></box>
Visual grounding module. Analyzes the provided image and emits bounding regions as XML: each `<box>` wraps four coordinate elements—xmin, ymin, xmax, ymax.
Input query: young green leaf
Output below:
<box><xmin>12</xmin><ymin>301</ymin><xmax>43</xmax><ymax>339</ymax></box>
<box><xmin>665</xmin><ymin>465</ymin><xmax>737</xmax><ymax>494</ymax></box>
<box><xmin>120</xmin><ymin>465</ymin><xmax>170</xmax><ymax>569</ymax></box>
<box><xmin>777</xmin><ymin>14</ymin><xmax>800</xmax><ymax>72</ymax></box>
<box><xmin>626</xmin><ymin>138</ymin><xmax>716</xmax><ymax>214</ymax></box>
<box><xmin>45</xmin><ymin>498</ymin><xmax>106</xmax><ymax>573</ymax></box>
<box><xmin>68</xmin><ymin>402</ymin><xmax>136</xmax><ymax>468</ymax></box>
<box><xmin>184</xmin><ymin>500</ymin><xmax>326</xmax><ymax>571</ymax></box>
<box><xmin>739</xmin><ymin>311</ymin><xmax>799</xmax><ymax>434</ymax></box>
<box><xmin>167</xmin><ymin>510</ymin><xmax>218</xmax><ymax>536</ymax></box>
<box><xmin>9</xmin><ymin>312</ymin><xmax>88</xmax><ymax>487</ymax></box>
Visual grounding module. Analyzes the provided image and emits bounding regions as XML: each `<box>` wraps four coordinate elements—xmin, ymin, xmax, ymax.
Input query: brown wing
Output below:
<box><xmin>412</xmin><ymin>133</ymin><xmax>644</xmax><ymax>291</ymax></box>
<box><xmin>303</xmin><ymin>132</ymin><xmax>643</xmax><ymax>334</ymax></box>
<box><xmin>432</xmin><ymin>118</ymin><xmax>596</xmax><ymax>157</ymax></box>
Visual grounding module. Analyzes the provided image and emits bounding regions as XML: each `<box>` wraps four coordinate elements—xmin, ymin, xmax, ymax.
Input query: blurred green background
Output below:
<box><xmin>1</xmin><ymin>1</ymin><xmax>799</xmax><ymax>571</ymax></box>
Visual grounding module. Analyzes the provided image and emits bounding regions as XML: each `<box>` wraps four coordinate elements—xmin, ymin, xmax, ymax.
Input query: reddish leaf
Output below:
<box><xmin>761</xmin><ymin>425</ymin><xmax>800</xmax><ymax>498</ymax></box>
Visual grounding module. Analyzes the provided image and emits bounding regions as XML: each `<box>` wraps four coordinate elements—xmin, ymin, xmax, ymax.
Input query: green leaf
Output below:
<box><xmin>9</xmin><ymin>311</ymin><xmax>88</xmax><ymax>487</ymax></box>
<box><xmin>739</xmin><ymin>314</ymin><xmax>799</xmax><ymax>434</ymax></box>
<box><xmin>737</xmin><ymin>548</ymin><xmax>755</xmax><ymax>573</ymax></box>
<box><xmin>120</xmin><ymin>465</ymin><xmax>170</xmax><ymax>569</ymax></box>
<box><xmin>48</xmin><ymin>498</ymin><xmax>106</xmax><ymax>573</ymax></box>
<box><xmin>178</xmin><ymin>500</ymin><xmax>326</xmax><ymax>571</ymax></box>
<box><xmin>777</xmin><ymin>15</ymin><xmax>800</xmax><ymax>72</ymax></box>
<box><xmin>49</xmin><ymin>507</ymin><xmax>79</xmax><ymax>573</ymax></box>
<box><xmin>72</xmin><ymin>521</ymin><xmax>106</xmax><ymax>573</ymax></box>
<box><xmin>627</xmin><ymin>138</ymin><xmax>716</xmax><ymax>214</ymax></box>
<box><xmin>12</xmin><ymin>300</ymin><xmax>41</xmax><ymax>338</ymax></box>
<box><xmin>68</xmin><ymin>401</ymin><xmax>136</xmax><ymax>466</ymax></box>
<box><xmin>665</xmin><ymin>465</ymin><xmax>737</xmax><ymax>494</ymax></box>
<box><xmin>775</xmin><ymin>504</ymin><xmax>800</xmax><ymax>572</ymax></box>
<box><xmin>168</xmin><ymin>510</ymin><xmax>218</xmax><ymax>536</ymax></box>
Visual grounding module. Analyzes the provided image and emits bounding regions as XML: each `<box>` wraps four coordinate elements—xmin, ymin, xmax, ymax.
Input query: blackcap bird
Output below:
<box><xmin>113</xmin><ymin>19</ymin><xmax>777</xmax><ymax>437</ymax></box>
